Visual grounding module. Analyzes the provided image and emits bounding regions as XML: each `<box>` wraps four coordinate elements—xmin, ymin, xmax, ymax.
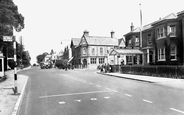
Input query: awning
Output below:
<box><xmin>109</xmin><ymin>49</ymin><xmax>144</xmax><ymax>56</ymax></box>
<box><xmin>68</xmin><ymin>57</ymin><xmax>74</xmax><ymax>63</ymax></box>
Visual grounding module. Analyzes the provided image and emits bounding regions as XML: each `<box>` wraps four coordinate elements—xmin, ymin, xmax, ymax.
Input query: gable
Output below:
<box><xmin>80</xmin><ymin>36</ymin><xmax>88</xmax><ymax>46</ymax></box>
<box><xmin>109</xmin><ymin>49</ymin><xmax>117</xmax><ymax>55</ymax></box>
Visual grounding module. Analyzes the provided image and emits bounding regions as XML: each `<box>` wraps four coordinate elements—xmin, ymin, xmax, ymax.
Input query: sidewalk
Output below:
<box><xmin>97</xmin><ymin>72</ymin><xmax>184</xmax><ymax>90</ymax></box>
<box><xmin>0</xmin><ymin>68</ymin><xmax>30</xmax><ymax>115</ymax></box>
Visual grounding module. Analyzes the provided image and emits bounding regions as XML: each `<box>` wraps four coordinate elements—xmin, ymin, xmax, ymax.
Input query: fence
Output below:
<box><xmin>110</xmin><ymin>65</ymin><xmax>184</xmax><ymax>79</ymax></box>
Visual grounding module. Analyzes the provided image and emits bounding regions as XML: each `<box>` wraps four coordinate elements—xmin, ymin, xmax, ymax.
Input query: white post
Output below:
<box><xmin>13</xmin><ymin>36</ymin><xmax>18</xmax><ymax>94</ymax></box>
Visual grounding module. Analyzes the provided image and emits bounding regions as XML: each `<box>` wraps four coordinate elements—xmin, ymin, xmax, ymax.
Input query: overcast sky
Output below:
<box><xmin>13</xmin><ymin>0</ymin><xmax>184</xmax><ymax>64</ymax></box>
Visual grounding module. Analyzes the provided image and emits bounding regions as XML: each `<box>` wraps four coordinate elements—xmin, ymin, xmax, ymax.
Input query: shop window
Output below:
<box><xmin>99</xmin><ymin>58</ymin><xmax>105</xmax><ymax>64</ymax></box>
<box><xmin>90</xmin><ymin>58</ymin><xmax>96</xmax><ymax>64</ymax></box>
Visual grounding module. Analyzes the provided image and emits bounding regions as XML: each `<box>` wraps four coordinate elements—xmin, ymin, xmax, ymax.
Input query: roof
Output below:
<box><xmin>109</xmin><ymin>49</ymin><xmax>144</xmax><ymax>55</ymax></box>
<box><xmin>85</xmin><ymin>36</ymin><xmax>118</xmax><ymax>46</ymax></box>
<box><xmin>124</xmin><ymin>23</ymin><xmax>152</xmax><ymax>36</ymax></box>
<box><xmin>152</xmin><ymin>13</ymin><xmax>177</xmax><ymax>25</ymax></box>
<box><xmin>124</xmin><ymin>13</ymin><xmax>178</xmax><ymax>36</ymax></box>
<box><xmin>118</xmin><ymin>38</ymin><xmax>125</xmax><ymax>47</ymax></box>
<box><xmin>71</xmin><ymin>38</ymin><xmax>81</xmax><ymax>46</ymax></box>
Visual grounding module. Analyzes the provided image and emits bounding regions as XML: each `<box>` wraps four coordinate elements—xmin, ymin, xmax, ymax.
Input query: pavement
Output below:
<box><xmin>0</xmin><ymin>67</ymin><xmax>30</xmax><ymax>115</ymax></box>
<box><xmin>97</xmin><ymin>71</ymin><xmax>184</xmax><ymax>90</ymax></box>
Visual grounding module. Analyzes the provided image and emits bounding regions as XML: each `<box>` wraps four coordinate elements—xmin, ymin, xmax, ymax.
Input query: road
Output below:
<box><xmin>18</xmin><ymin>67</ymin><xmax>184</xmax><ymax>115</ymax></box>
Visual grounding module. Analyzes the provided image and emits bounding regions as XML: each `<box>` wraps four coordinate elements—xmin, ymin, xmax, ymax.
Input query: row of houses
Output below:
<box><xmin>63</xmin><ymin>10</ymin><xmax>184</xmax><ymax>69</ymax></box>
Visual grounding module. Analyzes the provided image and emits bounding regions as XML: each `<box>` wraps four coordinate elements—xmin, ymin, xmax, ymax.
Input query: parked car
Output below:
<box><xmin>40</xmin><ymin>62</ymin><xmax>52</xmax><ymax>69</ymax></box>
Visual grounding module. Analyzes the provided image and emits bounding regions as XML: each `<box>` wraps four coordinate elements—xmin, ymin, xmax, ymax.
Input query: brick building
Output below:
<box><xmin>124</xmin><ymin>10</ymin><xmax>184</xmax><ymax>65</ymax></box>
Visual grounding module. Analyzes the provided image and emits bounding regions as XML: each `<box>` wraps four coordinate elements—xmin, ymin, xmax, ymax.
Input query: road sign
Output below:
<box><xmin>3</xmin><ymin>36</ymin><xmax>14</xmax><ymax>42</ymax></box>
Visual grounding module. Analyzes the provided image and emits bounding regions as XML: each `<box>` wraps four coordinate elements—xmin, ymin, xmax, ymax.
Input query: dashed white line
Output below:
<box><xmin>105</xmin><ymin>88</ymin><xmax>112</xmax><ymax>91</ymax></box>
<box><xmin>75</xmin><ymin>100</ymin><xmax>81</xmax><ymax>102</ymax></box>
<box><xmin>142</xmin><ymin>99</ymin><xmax>153</xmax><ymax>104</ymax></box>
<box><xmin>96</xmin><ymin>85</ymin><xmax>101</xmax><ymax>87</ymax></box>
<box><xmin>91</xmin><ymin>98</ymin><xmax>97</xmax><ymax>101</ymax></box>
<box><xmin>59</xmin><ymin>101</ymin><xmax>66</xmax><ymax>104</ymax></box>
<box><xmin>125</xmin><ymin>94</ymin><xmax>132</xmax><ymax>97</ymax></box>
<box><xmin>89</xmin><ymin>83</ymin><xmax>93</xmax><ymax>85</ymax></box>
<box><xmin>111</xmin><ymin>90</ymin><xmax>118</xmax><ymax>93</ymax></box>
<box><xmin>83</xmin><ymin>81</ymin><xmax>86</xmax><ymax>83</ymax></box>
<box><xmin>104</xmin><ymin>96</ymin><xmax>110</xmax><ymax>99</ymax></box>
<box><xmin>170</xmin><ymin>108</ymin><xmax>184</xmax><ymax>114</ymax></box>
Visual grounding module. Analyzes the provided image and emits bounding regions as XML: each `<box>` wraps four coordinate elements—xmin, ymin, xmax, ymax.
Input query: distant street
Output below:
<box><xmin>18</xmin><ymin>67</ymin><xmax>184</xmax><ymax>115</ymax></box>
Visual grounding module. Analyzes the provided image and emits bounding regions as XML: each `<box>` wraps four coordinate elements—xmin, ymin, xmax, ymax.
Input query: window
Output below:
<box><xmin>127</xmin><ymin>56</ymin><xmax>133</xmax><ymax>65</ymax></box>
<box><xmin>158</xmin><ymin>48</ymin><xmax>165</xmax><ymax>61</ymax></box>
<box><xmin>99</xmin><ymin>58</ymin><xmax>105</xmax><ymax>64</ymax></box>
<box><xmin>170</xmin><ymin>45</ymin><xmax>177</xmax><ymax>60</ymax></box>
<box><xmin>147</xmin><ymin>34</ymin><xmax>152</xmax><ymax>45</ymax></box>
<box><xmin>128</xmin><ymin>39</ymin><xmax>132</xmax><ymax>46</ymax></box>
<box><xmin>169</xmin><ymin>25</ymin><xmax>176</xmax><ymax>37</ymax></box>
<box><xmin>135</xmin><ymin>36</ymin><xmax>139</xmax><ymax>46</ymax></box>
<box><xmin>90</xmin><ymin>58</ymin><xmax>96</xmax><ymax>64</ymax></box>
<box><xmin>83</xmin><ymin>47</ymin><xmax>87</xmax><ymax>55</ymax></box>
<box><xmin>92</xmin><ymin>48</ymin><xmax>95</xmax><ymax>55</ymax></box>
<box><xmin>157</xmin><ymin>27</ymin><xmax>166</xmax><ymax>39</ymax></box>
<box><xmin>100</xmin><ymin>47</ymin><xmax>103</xmax><ymax>55</ymax></box>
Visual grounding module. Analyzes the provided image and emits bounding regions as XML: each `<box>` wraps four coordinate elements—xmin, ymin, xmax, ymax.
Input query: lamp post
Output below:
<box><xmin>117</xmin><ymin>54</ymin><xmax>120</xmax><ymax>73</ymax></box>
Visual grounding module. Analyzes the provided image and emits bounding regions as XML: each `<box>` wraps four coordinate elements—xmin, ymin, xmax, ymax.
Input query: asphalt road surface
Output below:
<box><xmin>18</xmin><ymin>67</ymin><xmax>184</xmax><ymax>115</ymax></box>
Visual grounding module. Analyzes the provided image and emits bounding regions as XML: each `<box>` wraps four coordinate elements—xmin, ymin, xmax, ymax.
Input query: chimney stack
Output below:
<box><xmin>131</xmin><ymin>23</ymin><xmax>134</xmax><ymax>31</ymax></box>
<box><xmin>83</xmin><ymin>30</ymin><xmax>89</xmax><ymax>37</ymax></box>
<box><xmin>111</xmin><ymin>31</ymin><xmax>115</xmax><ymax>38</ymax></box>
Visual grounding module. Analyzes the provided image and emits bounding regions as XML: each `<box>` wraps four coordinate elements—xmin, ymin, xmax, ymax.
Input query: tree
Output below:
<box><xmin>0</xmin><ymin>0</ymin><xmax>25</xmax><ymax>70</ymax></box>
<box><xmin>0</xmin><ymin>0</ymin><xmax>25</xmax><ymax>35</ymax></box>
<box><xmin>36</xmin><ymin>52</ymin><xmax>48</xmax><ymax>64</ymax></box>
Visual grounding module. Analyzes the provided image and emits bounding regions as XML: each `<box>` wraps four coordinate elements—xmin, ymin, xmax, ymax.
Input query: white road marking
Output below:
<box><xmin>96</xmin><ymin>85</ymin><xmax>101</xmax><ymax>87</ymax></box>
<box><xmin>91</xmin><ymin>98</ymin><xmax>97</xmax><ymax>101</ymax></box>
<box><xmin>170</xmin><ymin>108</ymin><xmax>184</xmax><ymax>114</ymax></box>
<box><xmin>89</xmin><ymin>83</ymin><xmax>93</xmax><ymax>85</ymax></box>
<box><xmin>104</xmin><ymin>96</ymin><xmax>110</xmax><ymax>99</ymax></box>
<box><xmin>142</xmin><ymin>99</ymin><xmax>153</xmax><ymax>104</ymax></box>
<box><xmin>39</xmin><ymin>90</ymin><xmax>113</xmax><ymax>99</ymax></box>
<box><xmin>75</xmin><ymin>100</ymin><xmax>81</xmax><ymax>102</ymax></box>
<box><xmin>105</xmin><ymin>88</ymin><xmax>112</xmax><ymax>91</ymax></box>
<box><xmin>83</xmin><ymin>81</ymin><xmax>86</xmax><ymax>83</ymax></box>
<box><xmin>125</xmin><ymin>94</ymin><xmax>132</xmax><ymax>97</ymax></box>
<box><xmin>111</xmin><ymin>90</ymin><xmax>118</xmax><ymax>93</ymax></box>
<box><xmin>59</xmin><ymin>101</ymin><xmax>66</xmax><ymax>104</ymax></box>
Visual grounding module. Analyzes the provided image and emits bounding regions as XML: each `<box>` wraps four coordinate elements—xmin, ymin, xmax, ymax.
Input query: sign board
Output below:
<box><xmin>3</xmin><ymin>36</ymin><xmax>14</xmax><ymax>42</ymax></box>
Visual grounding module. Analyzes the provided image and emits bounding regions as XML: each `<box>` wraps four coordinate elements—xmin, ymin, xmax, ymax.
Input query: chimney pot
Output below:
<box><xmin>84</xmin><ymin>30</ymin><xmax>89</xmax><ymax>36</ymax></box>
<box><xmin>131</xmin><ymin>23</ymin><xmax>134</xmax><ymax>31</ymax></box>
<box><xmin>111</xmin><ymin>31</ymin><xmax>115</xmax><ymax>38</ymax></box>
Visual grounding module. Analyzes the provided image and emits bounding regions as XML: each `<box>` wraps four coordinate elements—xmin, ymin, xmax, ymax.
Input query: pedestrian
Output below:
<box><xmin>101</xmin><ymin>64</ymin><xmax>104</xmax><ymax>72</ymax></box>
<box><xmin>104</xmin><ymin>63</ymin><xmax>107</xmax><ymax>73</ymax></box>
<box><xmin>107</xmin><ymin>63</ymin><xmax>110</xmax><ymax>73</ymax></box>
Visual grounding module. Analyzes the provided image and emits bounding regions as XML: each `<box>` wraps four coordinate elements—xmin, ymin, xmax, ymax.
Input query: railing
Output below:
<box><xmin>110</xmin><ymin>65</ymin><xmax>184</xmax><ymax>79</ymax></box>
